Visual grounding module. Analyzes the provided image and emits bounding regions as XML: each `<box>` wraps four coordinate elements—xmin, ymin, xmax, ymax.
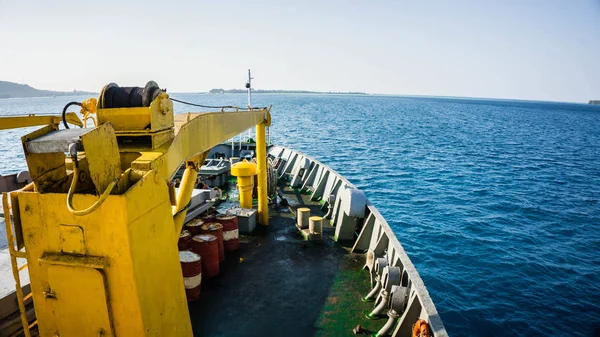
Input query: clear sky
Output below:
<box><xmin>0</xmin><ymin>0</ymin><xmax>598</xmax><ymax>102</ymax></box>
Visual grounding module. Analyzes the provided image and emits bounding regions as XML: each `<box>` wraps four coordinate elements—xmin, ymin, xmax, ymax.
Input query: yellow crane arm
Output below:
<box><xmin>0</xmin><ymin>112</ymin><xmax>83</xmax><ymax>130</ymax></box>
<box><xmin>131</xmin><ymin>109</ymin><xmax>270</xmax><ymax>181</ymax></box>
<box><xmin>129</xmin><ymin>108</ymin><xmax>271</xmax><ymax>232</ymax></box>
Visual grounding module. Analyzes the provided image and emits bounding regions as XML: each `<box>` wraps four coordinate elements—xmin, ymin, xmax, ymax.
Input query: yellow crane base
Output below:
<box><xmin>4</xmin><ymin>81</ymin><xmax>271</xmax><ymax>336</ymax></box>
<box><xmin>16</xmin><ymin>170</ymin><xmax>192</xmax><ymax>337</ymax></box>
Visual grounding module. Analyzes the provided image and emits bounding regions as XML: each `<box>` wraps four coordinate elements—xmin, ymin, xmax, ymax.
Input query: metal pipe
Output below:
<box><xmin>363</xmin><ymin>278</ymin><xmax>382</xmax><ymax>302</ymax></box>
<box><xmin>375</xmin><ymin>310</ymin><xmax>400</xmax><ymax>337</ymax></box>
<box><xmin>322</xmin><ymin>195</ymin><xmax>335</xmax><ymax>221</ymax></box>
<box><xmin>66</xmin><ymin>143</ymin><xmax>118</xmax><ymax>217</ymax></box>
<box><xmin>256</xmin><ymin>121</ymin><xmax>269</xmax><ymax>225</ymax></box>
<box><xmin>367</xmin><ymin>289</ymin><xmax>390</xmax><ymax>319</ymax></box>
<box><xmin>173</xmin><ymin>152</ymin><xmax>208</xmax><ymax>234</ymax></box>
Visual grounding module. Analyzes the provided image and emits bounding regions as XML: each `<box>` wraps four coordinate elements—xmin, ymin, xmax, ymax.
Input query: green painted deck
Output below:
<box><xmin>188</xmin><ymin>184</ymin><xmax>388</xmax><ymax>336</ymax></box>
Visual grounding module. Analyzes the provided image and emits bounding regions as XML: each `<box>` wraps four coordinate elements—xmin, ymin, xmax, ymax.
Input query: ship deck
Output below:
<box><xmin>188</xmin><ymin>184</ymin><xmax>381</xmax><ymax>337</ymax></box>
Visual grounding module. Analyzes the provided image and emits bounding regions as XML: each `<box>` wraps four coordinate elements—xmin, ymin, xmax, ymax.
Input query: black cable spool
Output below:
<box><xmin>100</xmin><ymin>81</ymin><xmax>162</xmax><ymax>109</ymax></box>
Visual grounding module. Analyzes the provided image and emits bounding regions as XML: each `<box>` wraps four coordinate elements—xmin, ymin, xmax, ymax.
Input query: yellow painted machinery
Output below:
<box><xmin>0</xmin><ymin>112</ymin><xmax>83</xmax><ymax>130</ymax></box>
<box><xmin>231</xmin><ymin>160</ymin><xmax>258</xmax><ymax>209</ymax></box>
<box><xmin>2</xmin><ymin>82</ymin><xmax>271</xmax><ymax>337</ymax></box>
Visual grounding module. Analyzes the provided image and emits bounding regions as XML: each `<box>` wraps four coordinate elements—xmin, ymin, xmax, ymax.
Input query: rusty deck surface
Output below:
<box><xmin>188</xmin><ymin>184</ymin><xmax>385</xmax><ymax>337</ymax></box>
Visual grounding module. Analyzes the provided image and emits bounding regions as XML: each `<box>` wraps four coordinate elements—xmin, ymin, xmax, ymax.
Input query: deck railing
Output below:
<box><xmin>268</xmin><ymin>145</ymin><xmax>448</xmax><ymax>337</ymax></box>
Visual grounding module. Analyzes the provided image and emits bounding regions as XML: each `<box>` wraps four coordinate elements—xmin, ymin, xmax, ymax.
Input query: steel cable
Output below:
<box><xmin>169</xmin><ymin>98</ymin><xmax>237</xmax><ymax>109</ymax></box>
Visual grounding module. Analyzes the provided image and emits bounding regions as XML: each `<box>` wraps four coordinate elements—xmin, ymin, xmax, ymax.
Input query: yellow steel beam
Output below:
<box><xmin>256</xmin><ymin>120</ymin><xmax>270</xmax><ymax>225</ymax></box>
<box><xmin>172</xmin><ymin>151</ymin><xmax>209</xmax><ymax>234</ymax></box>
<box><xmin>0</xmin><ymin>113</ymin><xmax>83</xmax><ymax>130</ymax></box>
<box><xmin>132</xmin><ymin>109</ymin><xmax>270</xmax><ymax>180</ymax></box>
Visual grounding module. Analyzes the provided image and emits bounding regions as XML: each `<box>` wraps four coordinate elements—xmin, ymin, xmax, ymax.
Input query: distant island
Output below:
<box><xmin>589</xmin><ymin>100</ymin><xmax>600</xmax><ymax>105</ymax></box>
<box><xmin>0</xmin><ymin>81</ymin><xmax>95</xmax><ymax>99</ymax></box>
<box><xmin>209</xmin><ymin>88</ymin><xmax>366</xmax><ymax>95</ymax></box>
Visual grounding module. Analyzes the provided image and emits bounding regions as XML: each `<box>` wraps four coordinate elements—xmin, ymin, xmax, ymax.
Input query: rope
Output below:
<box><xmin>412</xmin><ymin>319</ymin><xmax>430</xmax><ymax>337</ymax></box>
<box><xmin>169</xmin><ymin>98</ymin><xmax>238</xmax><ymax>109</ymax></box>
<box><xmin>267</xmin><ymin>157</ymin><xmax>277</xmax><ymax>199</ymax></box>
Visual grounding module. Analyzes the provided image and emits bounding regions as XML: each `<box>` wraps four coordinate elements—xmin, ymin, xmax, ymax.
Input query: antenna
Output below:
<box><xmin>246</xmin><ymin>69</ymin><xmax>253</xmax><ymax>108</ymax></box>
<box><xmin>244</xmin><ymin>70</ymin><xmax>271</xmax><ymax>144</ymax></box>
<box><xmin>245</xmin><ymin>69</ymin><xmax>254</xmax><ymax>144</ymax></box>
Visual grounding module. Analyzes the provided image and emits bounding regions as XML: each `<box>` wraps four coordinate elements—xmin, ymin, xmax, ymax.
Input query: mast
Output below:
<box><xmin>246</xmin><ymin>69</ymin><xmax>253</xmax><ymax>145</ymax></box>
<box><xmin>247</xmin><ymin>69</ymin><xmax>253</xmax><ymax>107</ymax></box>
<box><xmin>244</xmin><ymin>70</ymin><xmax>270</xmax><ymax>145</ymax></box>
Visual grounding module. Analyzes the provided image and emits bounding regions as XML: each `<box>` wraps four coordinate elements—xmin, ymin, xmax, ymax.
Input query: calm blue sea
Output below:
<box><xmin>1</xmin><ymin>94</ymin><xmax>600</xmax><ymax>336</ymax></box>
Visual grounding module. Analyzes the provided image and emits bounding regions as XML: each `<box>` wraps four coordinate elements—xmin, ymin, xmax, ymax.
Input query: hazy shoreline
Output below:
<box><xmin>0</xmin><ymin>80</ymin><xmax>95</xmax><ymax>99</ymax></box>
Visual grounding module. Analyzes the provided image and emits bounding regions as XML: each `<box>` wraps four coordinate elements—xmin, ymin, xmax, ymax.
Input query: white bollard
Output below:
<box><xmin>297</xmin><ymin>207</ymin><xmax>310</xmax><ymax>229</ymax></box>
<box><xmin>309</xmin><ymin>216</ymin><xmax>323</xmax><ymax>241</ymax></box>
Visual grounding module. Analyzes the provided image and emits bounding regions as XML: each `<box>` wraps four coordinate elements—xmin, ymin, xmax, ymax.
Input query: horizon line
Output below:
<box><xmin>1</xmin><ymin>80</ymin><xmax>595</xmax><ymax>105</ymax></box>
<box><xmin>170</xmin><ymin>90</ymin><xmax>593</xmax><ymax>105</ymax></box>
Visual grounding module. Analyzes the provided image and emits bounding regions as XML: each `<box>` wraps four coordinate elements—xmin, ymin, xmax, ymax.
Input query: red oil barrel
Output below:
<box><xmin>179</xmin><ymin>250</ymin><xmax>202</xmax><ymax>301</ymax></box>
<box><xmin>200</xmin><ymin>213</ymin><xmax>217</xmax><ymax>223</ymax></box>
<box><xmin>200</xmin><ymin>223</ymin><xmax>225</xmax><ymax>262</ymax></box>
<box><xmin>216</xmin><ymin>215</ymin><xmax>239</xmax><ymax>252</ymax></box>
<box><xmin>192</xmin><ymin>234</ymin><xmax>219</xmax><ymax>278</ymax></box>
<box><xmin>186</xmin><ymin>218</ymin><xmax>204</xmax><ymax>235</ymax></box>
<box><xmin>178</xmin><ymin>230</ymin><xmax>192</xmax><ymax>251</ymax></box>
